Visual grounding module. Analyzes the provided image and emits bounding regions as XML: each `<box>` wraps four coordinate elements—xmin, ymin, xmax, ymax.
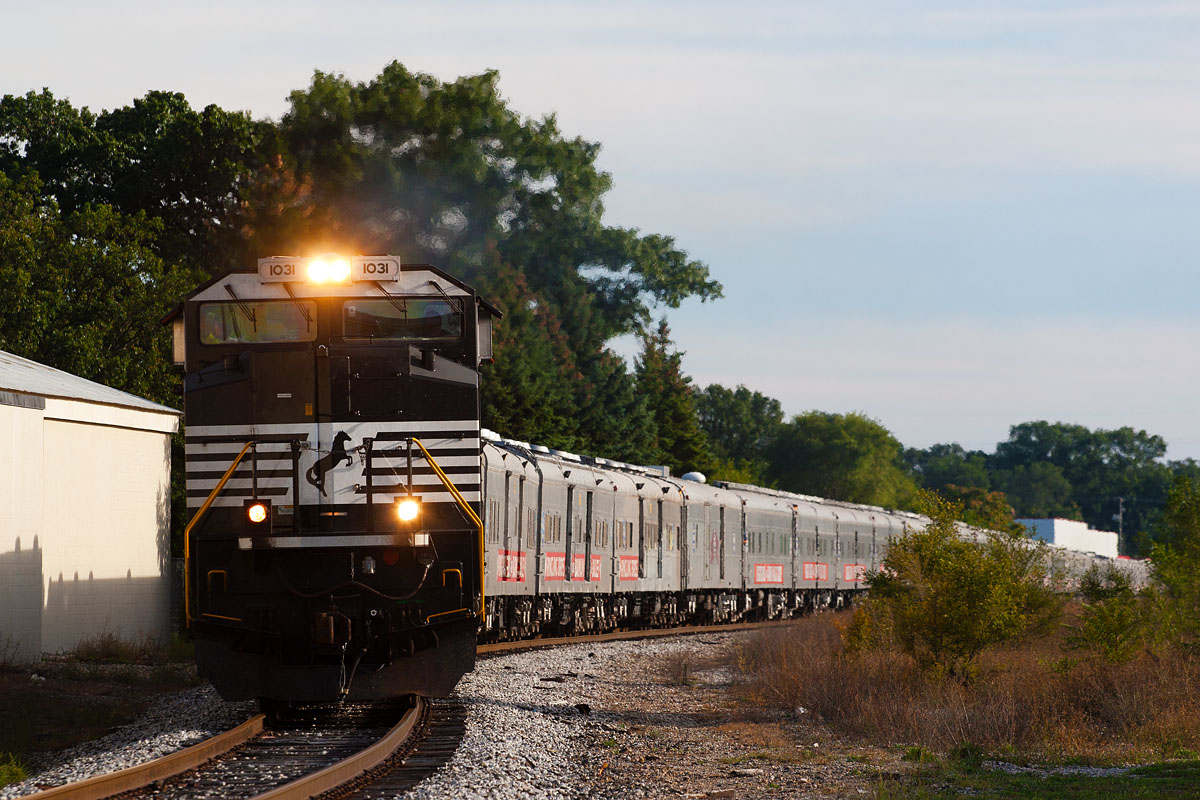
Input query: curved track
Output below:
<box><xmin>478</xmin><ymin>617</ymin><xmax>799</xmax><ymax>655</ymax></box>
<box><xmin>22</xmin><ymin>701</ymin><xmax>429</xmax><ymax>800</ymax></box>
<box><xmin>25</xmin><ymin>620</ymin><xmax>788</xmax><ymax>800</ymax></box>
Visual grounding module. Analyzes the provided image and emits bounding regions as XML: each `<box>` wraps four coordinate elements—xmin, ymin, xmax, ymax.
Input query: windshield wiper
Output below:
<box><xmin>281</xmin><ymin>282</ymin><xmax>314</xmax><ymax>332</ymax></box>
<box><xmin>223</xmin><ymin>284</ymin><xmax>257</xmax><ymax>331</ymax></box>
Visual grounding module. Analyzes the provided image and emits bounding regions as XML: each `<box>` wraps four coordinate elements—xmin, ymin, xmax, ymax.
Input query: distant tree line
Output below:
<box><xmin>1</xmin><ymin>63</ymin><xmax>1194</xmax><ymax>554</ymax></box>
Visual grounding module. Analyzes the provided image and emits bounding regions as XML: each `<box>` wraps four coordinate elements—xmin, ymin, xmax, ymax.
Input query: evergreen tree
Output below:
<box><xmin>574</xmin><ymin>348</ymin><xmax>657</xmax><ymax>464</ymax></box>
<box><xmin>478</xmin><ymin>258</ymin><xmax>580</xmax><ymax>450</ymax></box>
<box><xmin>634</xmin><ymin>320</ymin><xmax>711</xmax><ymax>476</ymax></box>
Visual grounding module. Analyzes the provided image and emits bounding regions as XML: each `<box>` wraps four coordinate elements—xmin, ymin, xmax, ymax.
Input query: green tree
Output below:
<box><xmin>0</xmin><ymin>171</ymin><xmax>200</xmax><ymax>404</ymax></box>
<box><xmin>1150</xmin><ymin>476</ymin><xmax>1200</xmax><ymax>646</ymax></box>
<box><xmin>990</xmin><ymin>421</ymin><xmax>1172</xmax><ymax>553</ymax></box>
<box><xmin>478</xmin><ymin>258</ymin><xmax>580</xmax><ymax>450</ymax></box>
<box><xmin>695</xmin><ymin>383</ymin><xmax>784</xmax><ymax>483</ymax></box>
<box><xmin>766</xmin><ymin>411</ymin><xmax>916</xmax><ymax>508</ymax></box>
<box><xmin>268</xmin><ymin>64</ymin><xmax>721</xmax><ymax>349</ymax></box>
<box><xmin>572</xmin><ymin>349</ymin><xmax>657</xmax><ymax>464</ymax></box>
<box><xmin>0</xmin><ymin>89</ymin><xmax>267</xmax><ymax>273</ymax></box>
<box><xmin>940</xmin><ymin>485</ymin><xmax>1023</xmax><ymax>534</ymax></box>
<box><xmin>634</xmin><ymin>320</ymin><xmax>711</xmax><ymax>476</ymax></box>
<box><xmin>850</xmin><ymin>491</ymin><xmax>1063</xmax><ymax>681</ymax></box>
<box><xmin>904</xmin><ymin>443</ymin><xmax>991</xmax><ymax>493</ymax></box>
<box><xmin>991</xmin><ymin>462</ymin><xmax>1082</xmax><ymax>520</ymax></box>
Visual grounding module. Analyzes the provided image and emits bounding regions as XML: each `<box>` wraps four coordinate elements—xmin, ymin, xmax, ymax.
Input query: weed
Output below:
<box><xmin>902</xmin><ymin>746</ymin><xmax>936</xmax><ymax>764</ymax></box>
<box><xmin>0</xmin><ymin>752</ymin><xmax>27</xmax><ymax>788</ymax></box>
<box><xmin>947</xmin><ymin>742</ymin><xmax>984</xmax><ymax>768</ymax></box>
<box><xmin>73</xmin><ymin>629</ymin><xmax>163</xmax><ymax>665</ymax></box>
<box><xmin>720</xmin><ymin>749</ymin><xmax>811</xmax><ymax>765</ymax></box>
<box><xmin>657</xmin><ymin>653</ymin><xmax>693</xmax><ymax>686</ymax></box>
<box><xmin>0</xmin><ymin>636</ymin><xmax>23</xmax><ymax>673</ymax></box>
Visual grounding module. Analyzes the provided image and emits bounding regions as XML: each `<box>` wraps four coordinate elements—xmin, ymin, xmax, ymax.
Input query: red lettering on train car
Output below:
<box><xmin>545</xmin><ymin>552</ymin><xmax>566</xmax><ymax>581</ymax></box>
<box><xmin>802</xmin><ymin>561</ymin><xmax>828</xmax><ymax>581</ymax></box>
<box><xmin>618</xmin><ymin>555</ymin><xmax>639</xmax><ymax>581</ymax></box>
<box><xmin>571</xmin><ymin>553</ymin><xmax>587</xmax><ymax>581</ymax></box>
<box><xmin>591</xmin><ymin>554</ymin><xmax>602</xmax><ymax>581</ymax></box>
<box><xmin>497</xmin><ymin>550</ymin><xmax>526</xmax><ymax>582</ymax></box>
<box><xmin>843</xmin><ymin>564</ymin><xmax>866</xmax><ymax>582</ymax></box>
<box><xmin>754</xmin><ymin>563</ymin><xmax>784</xmax><ymax>584</ymax></box>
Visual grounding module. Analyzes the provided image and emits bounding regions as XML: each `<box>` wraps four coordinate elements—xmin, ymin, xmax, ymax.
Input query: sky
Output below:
<box><xmin>4</xmin><ymin>1</ymin><xmax>1199</xmax><ymax>458</ymax></box>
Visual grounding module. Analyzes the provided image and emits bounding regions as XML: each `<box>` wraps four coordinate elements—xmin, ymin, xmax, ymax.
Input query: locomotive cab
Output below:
<box><xmin>174</xmin><ymin>255</ymin><xmax>498</xmax><ymax>702</ymax></box>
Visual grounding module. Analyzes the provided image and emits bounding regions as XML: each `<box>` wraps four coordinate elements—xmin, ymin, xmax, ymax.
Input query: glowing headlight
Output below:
<box><xmin>396</xmin><ymin>497</ymin><xmax>421</xmax><ymax>522</ymax></box>
<box><xmin>307</xmin><ymin>258</ymin><xmax>330</xmax><ymax>283</ymax></box>
<box><xmin>306</xmin><ymin>256</ymin><xmax>351</xmax><ymax>284</ymax></box>
<box><xmin>247</xmin><ymin>502</ymin><xmax>268</xmax><ymax>524</ymax></box>
<box><xmin>328</xmin><ymin>258</ymin><xmax>350</xmax><ymax>281</ymax></box>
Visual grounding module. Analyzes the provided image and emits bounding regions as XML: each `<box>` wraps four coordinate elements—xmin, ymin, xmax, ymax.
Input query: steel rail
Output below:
<box><xmin>20</xmin><ymin>714</ymin><xmax>265</xmax><ymax>800</ymax></box>
<box><xmin>477</xmin><ymin>618</ymin><xmax>802</xmax><ymax>655</ymax></box>
<box><xmin>249</xmin><ymin>697</ymin><xmax>427</xmax><ymax>800</ymax></box>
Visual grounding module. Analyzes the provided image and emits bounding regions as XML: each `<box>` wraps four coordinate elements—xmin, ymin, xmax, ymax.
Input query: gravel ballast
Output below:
<box><xmin>4</xmin><ymin>631</ymin><xmax>900</xmax><ymax>799</ymax></box>
<box><xmin>0</xmin><ymin>685</ymin><xmax>256</xmax><ymax>799</ymax></box>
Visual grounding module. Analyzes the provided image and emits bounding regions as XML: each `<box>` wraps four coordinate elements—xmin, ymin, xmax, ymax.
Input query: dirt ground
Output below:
<box><xmin>587</xmin><ymin>642</ymin><xmax>910</xmax><ymax>799</ymax></box>
<box><xmin>0</xmin><ymin>662</ymin><xmax>197</xmax><ymax>774</ymax></box>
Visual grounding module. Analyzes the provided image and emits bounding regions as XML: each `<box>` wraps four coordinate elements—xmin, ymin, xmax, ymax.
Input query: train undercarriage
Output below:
<box><xmin>478</xmin><ymin>588</ymin><xmax>859</xmax><ymax>642</ymax></box>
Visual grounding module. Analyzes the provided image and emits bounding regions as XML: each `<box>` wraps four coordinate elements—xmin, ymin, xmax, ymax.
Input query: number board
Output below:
<box><xmin>257</xmin><ymin>256</ymin><xmax>402</xmax><ymax>282</ymax></box>
<box><xmin>351</xmin><ymin>256</ymin><xmax>400</xmax><ymax>282</ymax></box>
<box><xmin>258</xmin><ymin>257</ymin><xmax>302</xmax><ymax>282</ymax></box>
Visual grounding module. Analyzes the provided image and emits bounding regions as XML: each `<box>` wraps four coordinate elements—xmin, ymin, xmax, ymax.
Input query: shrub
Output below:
<box><xmin>1066</xmin><ymin>562</ymin><xmax>1147</xmax><ymax>664</ymax></box>
<box><xmin>850</xmin><ymin>491</ymin><xmax>1064</xmax><ymax>681</ymax></box>
<box><xmin>731</xmin><ymin>611</ymin><xmax>1200</xmax><ymax>761</ymax></box>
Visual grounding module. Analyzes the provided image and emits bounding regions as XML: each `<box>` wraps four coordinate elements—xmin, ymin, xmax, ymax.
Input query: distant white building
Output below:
<box><xmin>1016</xmin><ymin>517</ymin><xmax>1119</xmax><ymax>559</ymax></box>
<box><xmin>0</xmin><ymin>351</ymin><xmax>180</xmax><ymax>662</ymax></box>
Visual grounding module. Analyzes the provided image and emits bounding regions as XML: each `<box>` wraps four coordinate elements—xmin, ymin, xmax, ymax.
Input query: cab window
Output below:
<box><xmin>343</xmin><ymin>299</ymin><xmax>462</xmax><ymax>341</ymax></box>
<box><xmin>198</xmin><ymin>301</ymin><xmax>316</xmax><ymax>344</ymax></box>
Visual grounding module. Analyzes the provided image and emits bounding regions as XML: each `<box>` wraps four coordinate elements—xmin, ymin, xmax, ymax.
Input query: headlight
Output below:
<box><xmin>396</xmin><ymin>497</ymin><xmax>421</xmax><ymax>522</ymax></box>
<box><xmin>247</xmin><ymin>502</ymin><xmax>268</xmax><ymax>523</ymax></box>
<box><xmin>307</xmin><ymin>256</ymin><xmax>351</xmax><ymax>284</ymax></box>
<box><xmin>244</xmin><ymin>499</ymin><xmax>272</xmax><ymax>532</ymax></box>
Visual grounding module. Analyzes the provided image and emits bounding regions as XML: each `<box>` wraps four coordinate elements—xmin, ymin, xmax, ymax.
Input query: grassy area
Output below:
<box><xmin>878</xmin><ymin>759</ymin><xmax>1200</xmax><ymax>799</ymax></box>
<box><xmin>730</xmin><ymin>610</ymin><xmax>1200</xmax><ymax>764</ymax></box>
<box><xmin>0</xmin><ymin>632</ymin><xmax>199</xmax><ymax>788</ymax></box>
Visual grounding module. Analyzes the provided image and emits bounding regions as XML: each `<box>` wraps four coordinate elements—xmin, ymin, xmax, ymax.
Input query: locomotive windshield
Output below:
<box><xmin>342</xmin><ymin>298</ymin><xmax>462</xmax><ymax>341</ymax></box>
<box><xmin>198</xmin><ymin>300</ymin><xmax>317</xmax><ymax>344</ymax></box>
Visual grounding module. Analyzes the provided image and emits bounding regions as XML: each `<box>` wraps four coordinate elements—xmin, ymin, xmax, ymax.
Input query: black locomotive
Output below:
<box><xmin>173</xmin><ymin>255</ymin><xmax>498</xmax><ymax>702</ymax></box>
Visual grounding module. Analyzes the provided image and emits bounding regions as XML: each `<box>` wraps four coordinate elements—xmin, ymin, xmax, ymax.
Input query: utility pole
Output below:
<box><xmin>1114</xmin><ymin>496</ymin><xmax>1125</xmax><ymax>555</ymax></box>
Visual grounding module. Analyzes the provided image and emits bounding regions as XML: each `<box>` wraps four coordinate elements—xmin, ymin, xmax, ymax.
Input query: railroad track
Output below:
<box><xmin>21</xmin><ymin>698</ymin><xmax>460</xmax><ymax>800</ymax></box>
<box><xmin>477</xmin><ymin>617</ymin><xmax>798</xmax><ymax>655</ymax></box>
<box><xmin>25</xmin><ymin>620</ymin><xmax>781</xmax><ymax>800</ymax></box>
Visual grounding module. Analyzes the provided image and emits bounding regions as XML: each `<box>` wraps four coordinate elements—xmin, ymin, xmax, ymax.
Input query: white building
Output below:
<box><xmin>0</xmin><ymin>351</ymin><xmax>180</xmax><ymax>662</ymax></box>
<box><xmin>1016</xmin><ymin>517</ymin><xmax>1119</xmax><ymax>559</ymax></box>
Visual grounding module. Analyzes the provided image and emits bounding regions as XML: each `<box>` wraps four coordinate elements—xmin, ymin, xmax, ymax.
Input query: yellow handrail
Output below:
<box><xmin>183</xmin><ymin>441</ymin><xmax>253</xmax><ymax>626</ymax></box>
<box><xmin>410</xmin><ymin>437</ymin><xmax>484</xmax><ymax>617</ymax></box>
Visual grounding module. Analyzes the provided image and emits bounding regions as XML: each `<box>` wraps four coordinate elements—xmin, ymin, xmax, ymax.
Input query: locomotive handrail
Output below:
<box><xmin>409</xmin><ymin>437</ymin><xmax>484</xmax><ymax>617</ymax></box>
<box><xmin>183</xmin><ymin>441</ymin><xmax>254</xmax><ymax>626</ymax></box>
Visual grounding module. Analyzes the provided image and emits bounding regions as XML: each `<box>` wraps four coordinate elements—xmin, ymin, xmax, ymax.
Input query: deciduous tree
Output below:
<box><xmin>695</xmin><ymin>383</ymin><xmax>784</xmax><ymax>483</ymax></box>
<box><xmin>766</xmin><ymin>411</ymin><xmax>916</xmax><ymax>508</ymax></box>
